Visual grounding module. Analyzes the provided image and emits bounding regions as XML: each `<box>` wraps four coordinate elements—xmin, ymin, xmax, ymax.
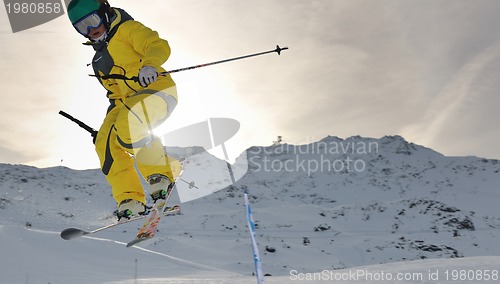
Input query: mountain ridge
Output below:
<box><xmin>0</xmin><ymin>135</ymin><xmax>499</xmax><ymax>275</ymax></box>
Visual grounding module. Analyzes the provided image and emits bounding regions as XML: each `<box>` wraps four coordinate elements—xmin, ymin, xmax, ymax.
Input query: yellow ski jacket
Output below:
<box><xmin>90</xmin><ymin>8</ymin><xmax>176</xmax><ymax>101</ymax></box>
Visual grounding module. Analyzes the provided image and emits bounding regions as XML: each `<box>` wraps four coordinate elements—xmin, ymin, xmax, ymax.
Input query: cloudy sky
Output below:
<box><xmin>1</xmin><ymin>0</ymin><xmax>499</xmax><ymax>170</ymax></box>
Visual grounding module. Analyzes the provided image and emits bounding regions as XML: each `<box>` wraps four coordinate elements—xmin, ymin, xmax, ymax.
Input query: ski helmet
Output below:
<box><xmin>67</xmin><ymin>0</ymin><xmax>113</xmax><ymax>37</ymax></box>
<box><xmin>67</xmin><ymin>0</ymin><xmax>101</xmax><ymax>24</ymax></box>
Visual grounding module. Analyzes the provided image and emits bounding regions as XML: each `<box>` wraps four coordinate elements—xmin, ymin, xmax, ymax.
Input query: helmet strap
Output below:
<box><xmin>90</xmin><ymin>30</ymin><xmax>108</xmax><ymax>43</ymax></box>
<box><xmin>97</xmin><ymin>2</ymin><xmax>114</xmax><ymax>32</ymax></box>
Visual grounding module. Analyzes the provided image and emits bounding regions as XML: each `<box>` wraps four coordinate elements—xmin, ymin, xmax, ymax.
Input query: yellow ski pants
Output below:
<box><xmin>94</xmin><ymin>83</ymin><xmax>181</xmax><ymax>206</ymax></box>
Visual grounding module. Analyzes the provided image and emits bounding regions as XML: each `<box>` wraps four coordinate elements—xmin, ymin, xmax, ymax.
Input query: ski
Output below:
<box><xmin>61</xmin><ymin>158</ymin><xmax>192</xmax><ymax>244</ymax></box>
<box><xmin>60</xmin><ymin>205</ymin><xmax>181</xmax><ymax>240</ymax></box>
<box><xmin>125</xmin><ymin>180</ymin><xmax>177</xmax><ymax>247</ymax></box>
<box><xmin>126</xmin><ymin>207</ymin><xmax>161</xmax><ymax>247</ymax></box>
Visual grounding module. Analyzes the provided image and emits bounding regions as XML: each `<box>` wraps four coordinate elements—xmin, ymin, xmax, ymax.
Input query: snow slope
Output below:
<box><xmin>0</xmin><ymin>135</ymin><xmax>499</xmax><ymax>283</ymax></box>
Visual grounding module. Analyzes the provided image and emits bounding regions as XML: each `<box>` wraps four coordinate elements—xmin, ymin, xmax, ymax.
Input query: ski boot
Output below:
<box><xmin>148</xmin><ymin>174</ymin><xmax>175</xmax><ymax>211</ymax></box>
<box><xmin>117</xmin><ymin>199</ymin><xmax>147</xmax><ymax>221</ymax></box>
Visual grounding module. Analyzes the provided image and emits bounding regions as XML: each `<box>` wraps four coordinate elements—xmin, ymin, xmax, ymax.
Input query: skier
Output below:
<box><xmin>67</xmin><ymin>0</ymin><xmax>181</xmax><ymax>219</ymax></box>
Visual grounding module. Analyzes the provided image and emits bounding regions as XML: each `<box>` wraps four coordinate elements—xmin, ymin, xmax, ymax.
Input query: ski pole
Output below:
<box><xmin>161</xmin><ymin>44</ymin><xmax>289</xmax><ymax>75</ymax></box>
<box><xmin>59</xmin><ymin>110</ymin><xmax>98</xmax><ymax>139</ymax></box>
<box><xmin>94</xmin><ymin>44</ymin><xmax>289</xmax><ymax>82</ymax></box>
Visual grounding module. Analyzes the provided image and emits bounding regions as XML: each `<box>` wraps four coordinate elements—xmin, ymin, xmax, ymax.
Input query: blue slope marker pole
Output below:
<box><xmin>220</xmin><ymin>142</ymin><xmax>265</xmax><ymax>283</ymax></box>
<box><xmin>244</xmin><ymin>190</ymin><xmax>265</xmax><ymax>284</ymax></box>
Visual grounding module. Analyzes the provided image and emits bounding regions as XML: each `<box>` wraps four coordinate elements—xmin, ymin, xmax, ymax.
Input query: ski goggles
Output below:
<box><xmin>73</xmin><ymin>11</ymin><xmax>103</xmax><ymax>36</ymax></box>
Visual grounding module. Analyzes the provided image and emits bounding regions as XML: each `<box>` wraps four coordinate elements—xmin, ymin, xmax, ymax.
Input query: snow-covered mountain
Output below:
<box><xmin>1</xmin><ymin>135</ymin><xmax>499</xmax><ymax>283</ymax></box>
